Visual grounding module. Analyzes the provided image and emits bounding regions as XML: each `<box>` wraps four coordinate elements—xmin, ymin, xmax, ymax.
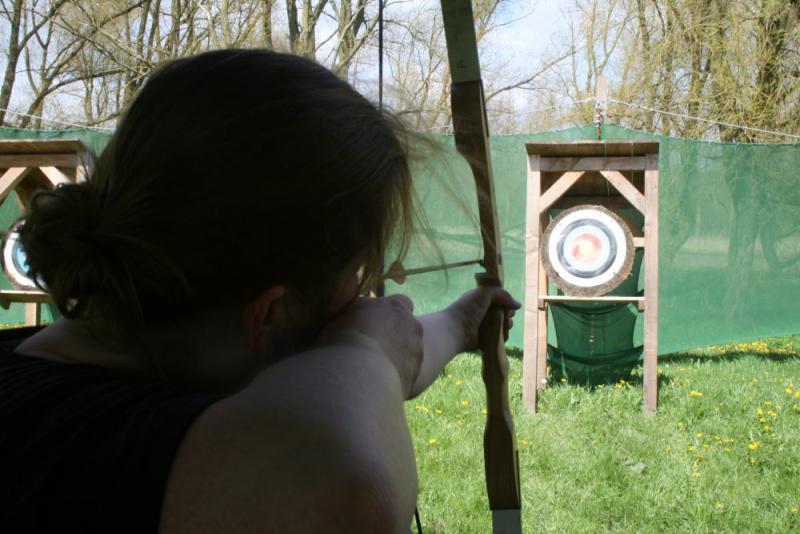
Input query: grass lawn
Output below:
<box><xmin>407</xmin><ymin>336</ymin><xmax>800</xmax><ymax>533</ymax></box>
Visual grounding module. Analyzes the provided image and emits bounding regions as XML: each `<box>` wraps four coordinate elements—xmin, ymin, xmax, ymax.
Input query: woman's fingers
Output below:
<box><xmin>491</xmin><ymin>288</ymin><xmax>521</xmax><ymax>310</ymax></box>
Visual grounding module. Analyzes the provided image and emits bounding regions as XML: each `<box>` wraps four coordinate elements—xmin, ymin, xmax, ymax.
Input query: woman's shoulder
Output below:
<box><xmin>161</xmin><ymin>344</ymin><xmax>418</xmax><ymax>534</ymax></box>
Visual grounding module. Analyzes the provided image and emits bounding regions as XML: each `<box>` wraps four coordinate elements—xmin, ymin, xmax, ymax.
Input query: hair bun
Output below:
<box><xmin>18</xmin><ymin>183</ymin><xmax>107</xmax><ymax>317</ymax></box>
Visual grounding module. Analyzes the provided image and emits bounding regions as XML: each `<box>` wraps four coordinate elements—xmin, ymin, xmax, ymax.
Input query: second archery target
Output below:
<box><xmin>1</xmin><ymin>223</ymin><xmax>37</xmax><ymax>291</ymax></box>
<box><xmin>541</xmin><ymin>204</ymin><xmax>634</xmax><ymax>297</ymax></box>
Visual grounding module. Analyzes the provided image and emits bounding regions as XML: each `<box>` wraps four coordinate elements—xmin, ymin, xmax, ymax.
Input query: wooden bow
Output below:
<box><xmin>440</xmin><ymin>2</ymin><xmax>522</xmax><ymax>532</ymax></box>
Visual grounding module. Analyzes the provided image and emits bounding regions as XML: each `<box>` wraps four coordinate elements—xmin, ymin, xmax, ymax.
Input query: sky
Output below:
<box><xmin>494</xmin><ymin>0</ymin><xmax>573</xmax><ymax>59</ymax></box>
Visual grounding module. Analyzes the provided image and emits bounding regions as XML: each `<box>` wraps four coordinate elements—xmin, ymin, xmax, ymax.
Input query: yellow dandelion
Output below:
<box><xmin>692</xmin><ymin>472</ymin><xmax>701</xmax><ymax>478</ymax></box>
<box><xmin>750</xmin><ymin>458</ymin><xmax>758</xmax><ymax>465</ymax></box>
<box><xmin>759</xmin><ymin>417</ymin><xmax>767</xmax><ymax>423</ymax></box>
<box><xmin>791</xmin><ymin>507</ymin><xmax>798</xmax><ymax>514</ymax></box>
<box><xmin>696</xmin><ymin>433</ymin><xmax>704</xmax><ymax>438</ymax></box>
<box><xmin>723</xmin><ymin>447</ymin><xmax>732</xmax><ymax>453</ymax></box>
<box><xmin>756</xmin><ymin>409</ymin><xmax>764</xmax><ymax>415</ymax></box>
<box><xmin>428</xmin><ymin>438</ymin><xmax>437</xmax><ymax>445</ymax></box>
<box><xmin>677</xmin><ymin>421</ymin><xmax>684</xmax><ymax>428</ymax></box>
<box><xmin>688</xmin><ymin>446</ymin><xmax>696</xmax><ymax>451</ymax></box>
<box><xmin>715</xmin><ymin>502</ymin><xmax>722</xmax><ymax>509</ymax></box>
<box><xmin>767</xmin><ymin>410</ymin><xmax>777</xmax><ymax>417</ymax></box>
<box><xmin>415</xmin><ymin>404</ymin><xmax>421</xmax><ymax>411</ymax></box>
<box><xmin>765</xmin><ymin>401</ymin><xmax>773</xmax><ymax>406</ymax></box>
<box><xmin>763</xmin><ymin>426</ymin><xmax>771</xmax><ymax>432</ymax></box>
<box><xmin>787</xmin><ymin>388</ymin><xmax>793</xmax><ymax>395</ymax></box>
<box><xmin>664</xmin><ymin>446</ymin><xmax>671</xmax><ymax>453</ymax></box>
<box><xmin>794</xmin><ymin>391</ymin><xmax>800</xmax><ymax>398</ymax></box>
<box><xmin>460</xmin><ymin>400</ymin><xmax>469</xmax><ymax>406</ymax></box>
<box><xmin>748</xmin><ymin>442</ymin><xmax>760</xmax><ymax>450</ymax></box>
<box><xmin>519</xmin><ymin>439</ymin><xmax>529</xmax><ymax>446</ymax></box>
<box><xmin>689</xmin><ymin>390</ymin><xmax>704</xmax><ymax>397</ymax></box>
<box><xmin>482</xmin><ymin>408</ymin><xmax>488</xmax><ymax>416</ymax></box>
<box><xmin>455</xmin><ymin>379</ymin><xmax>463</xmax><ymax>385</ymax></box>
<box><xmin>752</xmin><ymin>378</ymin><xmax>759</xmax><ymax>384</ymax></box>
<box><xmin>423</xmin><ymin>406</ymin><xmax>430</xmax><ymax>413</ymax></box>
<box><xmin>703</xmin><ymin>444</ymin><xmax>710</xmax><ymax>449</ymax></box>
<box><xmin>434</xmin><ymin>408</ymin><xmax>443</xmax><ymax>415</ymax></box>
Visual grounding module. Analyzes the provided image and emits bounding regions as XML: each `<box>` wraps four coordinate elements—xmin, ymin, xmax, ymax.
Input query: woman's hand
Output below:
<box><xmin>446</xmin><ymin>287</ymin><xmax>521</xmax><ymax>353</ymax></box>
<box><xmin>316</xmin><ymin>295</ymin><xmax>424</xmax><ymax>397</ymax></box>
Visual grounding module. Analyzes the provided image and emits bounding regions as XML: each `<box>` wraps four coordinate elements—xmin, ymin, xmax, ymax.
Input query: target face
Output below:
<box><xmin>541</xmin><ymin>205</ymin><xmax>634</xmax><ymax>296</ymax></box>
<box><xmin>2</xmin><ymin>224</ymin><xmax>37</xmax><ymax>290</ymax></box>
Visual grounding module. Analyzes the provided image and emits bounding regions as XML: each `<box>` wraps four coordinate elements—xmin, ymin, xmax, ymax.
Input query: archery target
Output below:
<box><xmin>2</xmin><ymin>223</ymin><xmax>37</xmax><ymax>290</ymax></box>
<box><xmin>541</xmin><ymin>205</ymin><xmax>634</xmax><ymax>296</ymax></box>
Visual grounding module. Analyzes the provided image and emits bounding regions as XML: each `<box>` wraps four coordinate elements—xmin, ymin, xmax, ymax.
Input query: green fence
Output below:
<box><xmin>2</xmin><ymin>125</ymin><xmax>799</xmax><ymax>361</ymax></box>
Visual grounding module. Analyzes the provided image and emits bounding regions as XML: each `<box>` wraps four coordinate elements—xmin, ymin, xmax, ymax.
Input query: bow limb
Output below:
<box><xmin>440</xmin><ymin>2</ymin><xmax>522</xmax><ymax>533</ymax></box>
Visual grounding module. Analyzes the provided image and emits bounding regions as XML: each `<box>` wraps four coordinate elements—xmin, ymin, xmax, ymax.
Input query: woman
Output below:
<box><xmin>0</xmin><ymin>49</ymin><xmax>519</xmax><ymax>533</ymax></box>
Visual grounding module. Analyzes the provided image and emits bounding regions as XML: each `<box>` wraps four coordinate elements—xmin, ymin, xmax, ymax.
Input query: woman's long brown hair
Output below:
<box><xmin>19</xmin><ymin>49</ymin><xmax>420</xmax><ymax>330</ymax></box>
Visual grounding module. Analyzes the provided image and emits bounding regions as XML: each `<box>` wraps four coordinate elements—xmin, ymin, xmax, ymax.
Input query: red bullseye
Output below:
<box><xmin>571</xmin><ymin>233</ymin><xmax>602</xmax><ymax>264</ymax></box>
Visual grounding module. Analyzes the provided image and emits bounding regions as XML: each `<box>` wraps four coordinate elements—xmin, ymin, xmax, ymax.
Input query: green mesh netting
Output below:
<box><xmin>2</xmin><ymin>125</ymin><xmax>799</xmax><ymax>381</ymax></box>
<box><xmin>391</xmin><ymin>124</ymin><xmax>800</xmax><ymax>379</ymax></box>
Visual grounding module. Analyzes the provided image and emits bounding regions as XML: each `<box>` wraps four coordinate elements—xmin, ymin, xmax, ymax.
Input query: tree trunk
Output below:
<box><xmin>0</xmin><ymin>0</ymin><xmax>25</xmax><ymax>125</ymax></box>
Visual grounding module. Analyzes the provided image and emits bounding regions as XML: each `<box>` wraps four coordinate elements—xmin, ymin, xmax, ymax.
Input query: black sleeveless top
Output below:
<box><xmin>0</xmin><ymin>327</ymin><xmax>223</xmax><ymax>533</ymax></box>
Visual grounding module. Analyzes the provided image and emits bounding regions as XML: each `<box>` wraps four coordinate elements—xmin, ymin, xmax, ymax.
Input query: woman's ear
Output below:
<box><xmin>243</xmin><ymin>285</ymin><xmax>287</xmax><ymax>351</ymax></box>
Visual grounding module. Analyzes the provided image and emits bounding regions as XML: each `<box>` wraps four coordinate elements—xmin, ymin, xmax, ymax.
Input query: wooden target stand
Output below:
<box><xmin>0</xmin><ymin>139</ymin><xmax>93</xmax><ymax>325</ymax></box>
<box><xmin>522</xmin><ymin>141</ymin><xmax>660</xmax><ymax>414</ymax></box>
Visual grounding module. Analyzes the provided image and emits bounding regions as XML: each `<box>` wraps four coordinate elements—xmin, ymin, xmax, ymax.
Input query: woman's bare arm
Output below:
<box><xmin>160</xmin><ymin>344</ymin><xmax>418</xmax><ymax>534</ymax></box>
<box><xmin>409</xmin><ymin>288</ymin><xmax>520</xmax><ymax>398</ymax></box>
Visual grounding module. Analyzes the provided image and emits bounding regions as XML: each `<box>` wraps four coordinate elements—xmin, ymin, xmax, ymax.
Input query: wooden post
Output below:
<box><xmin>594</xmin><ymin>75</ymin><xmax>608</xmax><ymax>140</ymax></box>
<box><xmin>643</xmin><ymin>154</ymin><xmax>660</xmax><ymax>413</ymax></box>
<box><xmin>522</xmin><ymin>155</ymin><xmax>541</xmax><ymax>413</ymax></box>
<box><xmin>536</xmin><ymin>212</ymin><xmax>548</xmax><ymax>391</ymax></box>
<box><xmin>24</xmin><ymin>303</ymin><xmax>41</xmax><ymax>326</ymax></box>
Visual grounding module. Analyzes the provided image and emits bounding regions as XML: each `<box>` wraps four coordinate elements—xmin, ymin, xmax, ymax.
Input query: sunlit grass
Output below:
<box><xmin>407</xmin><ymin>336</ymin><xmax>800</xmax><ymax>533</ymax></box>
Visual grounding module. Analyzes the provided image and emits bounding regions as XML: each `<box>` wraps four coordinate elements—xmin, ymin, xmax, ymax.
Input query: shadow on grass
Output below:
<box><xmin>544</xmin><ymin>371</ymin><xmax>674</xmax><ymax>391</ymax></box>
<box><xmin>503</xmin><ymin>345</ymin><xmax>798</xmax><ymax>390</ymax></box>
<box><xmin>504</xmin><ymin>342</ymin><xmax>800</xmax><ymax>367</ymax></box>
<box><xmin>659</xmin><ymin>351</ymin><xmax>800</xmax><ymax>365</ymax></box>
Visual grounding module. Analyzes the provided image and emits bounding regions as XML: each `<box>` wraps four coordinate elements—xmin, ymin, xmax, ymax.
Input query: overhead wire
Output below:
<box><xmin>608</xmin><ymin>99</ymin><xmax>800</xmax><ymax>141</ymax></box>
<box><xmin>0</xmin><ymin>107</ymin><xmax>114</xmax><ymax>132</ymax></box>
<box><xmin>3</xmin><ymin>92</ymin><xmax>800</xmax><ymax>142</ymax></box>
